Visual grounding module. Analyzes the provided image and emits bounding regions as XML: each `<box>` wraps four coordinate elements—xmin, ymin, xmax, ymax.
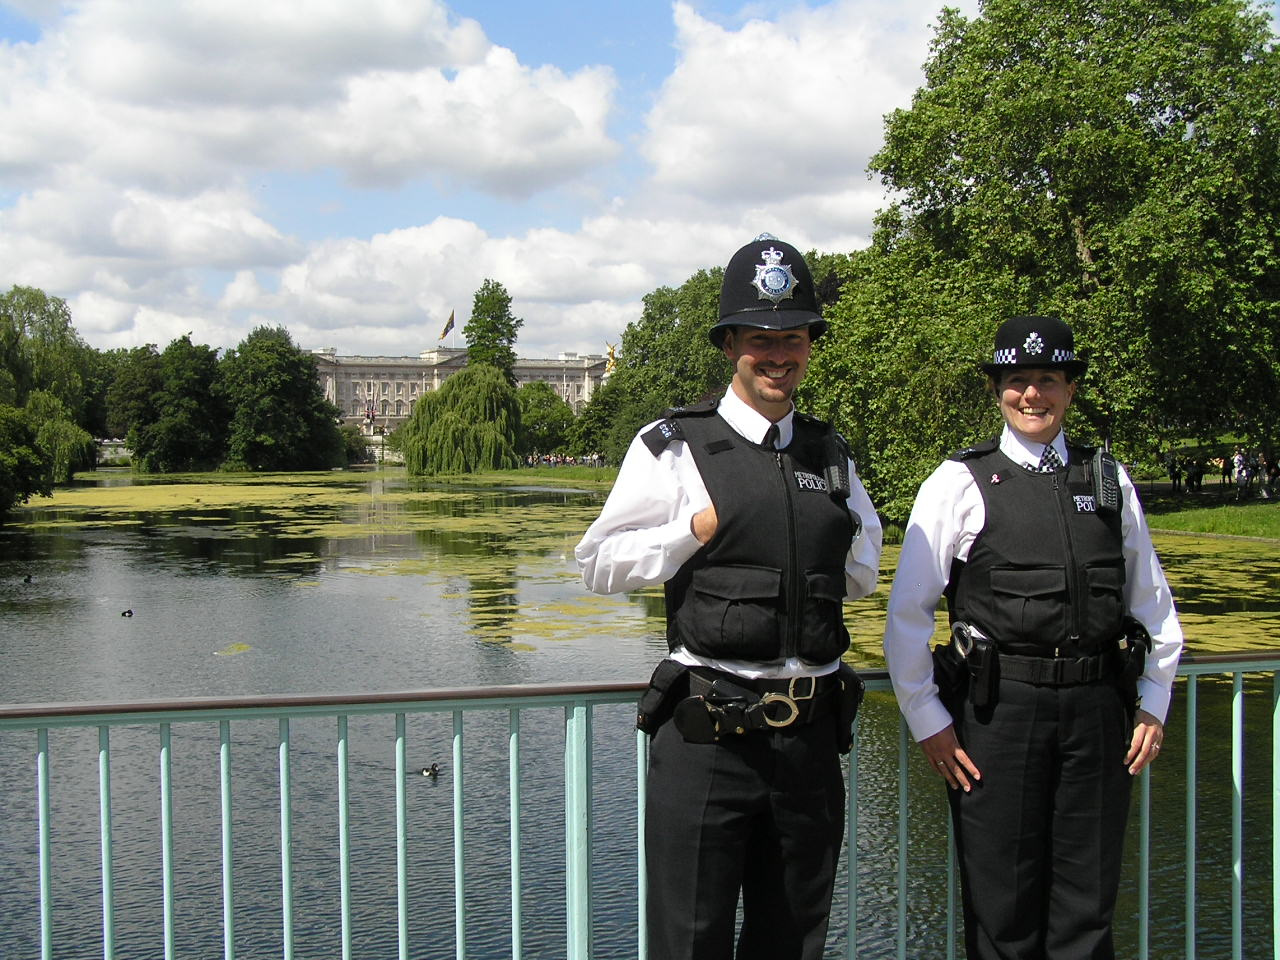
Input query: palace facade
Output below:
<box><xmin>312</xmin><ymin>347</ymin><xmax>609</xmax><ymax>434</ymax></box>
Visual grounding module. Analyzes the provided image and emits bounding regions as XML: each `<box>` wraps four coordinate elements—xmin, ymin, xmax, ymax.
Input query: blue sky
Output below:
<box><xmin>0</xmin><ymin>0</ymin><xmax>1274</xmax><ymax>359</ymax></box>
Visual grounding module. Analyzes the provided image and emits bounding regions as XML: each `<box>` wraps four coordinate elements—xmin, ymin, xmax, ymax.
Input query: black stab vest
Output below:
<box><xmin>944</xmin><ymin>440</ymin><xmax>1126</xmax><ymax>657</ymax></box>
<box><xmin>649</xmin><ymin>405</ymin><xmax>855</xmax><ymax>664</ymax></box>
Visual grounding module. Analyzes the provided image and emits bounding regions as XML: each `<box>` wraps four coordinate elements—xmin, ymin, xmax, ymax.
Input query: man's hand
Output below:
<box><xmin>920</xmin><ymin>724</ymin><xmax>981</xmax><ymax>792</ymax></box>
<box><xmin>691</xmin><ymin>505</ymin><xmax>718</xmax><ymax>544</ymax></box>
<box><xmin>1126</xmin><ymin>709</ymin><xmax>1164</xmax><ymax>775</ymax></box>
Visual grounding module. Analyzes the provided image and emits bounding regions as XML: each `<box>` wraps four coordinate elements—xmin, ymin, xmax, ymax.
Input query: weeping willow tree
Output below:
<box><xmin>403</xmin><ymin>364</ymin><xmax>521</xmax><ymax>475</ymax></box>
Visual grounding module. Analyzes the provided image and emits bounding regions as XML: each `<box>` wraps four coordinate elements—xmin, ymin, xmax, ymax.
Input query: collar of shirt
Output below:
<box><xmin>717</xmin><ymin>387</ymin><xmax>793</xmax><ymax>448</ymax></box>
<box><xmin>999</xmin><ymin>424</ymin><xmax>1068</xmax><ymax>470</ymax></box>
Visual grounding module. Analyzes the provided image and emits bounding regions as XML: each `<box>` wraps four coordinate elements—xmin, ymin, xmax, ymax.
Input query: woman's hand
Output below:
<box><xmin>1126</xmin><ymin>709</ymin><xmax>1164</xmax><ymax>775</ymax></box>
<box><xmin>920</xmin><ymin>724</ymin><xmax>982</xmax><ymax>792</ymax></box>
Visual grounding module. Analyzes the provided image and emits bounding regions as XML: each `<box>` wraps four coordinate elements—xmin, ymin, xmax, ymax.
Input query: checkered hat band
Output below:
<box><xmin>992</xmin><ymin>347</ymin><xmax>1017</xmax><ymax>364</ymax></box>
<box><xmin>1051</xmin><ymin>349</ymin><xmax>1075</xmax><ymax>362</ymax></box>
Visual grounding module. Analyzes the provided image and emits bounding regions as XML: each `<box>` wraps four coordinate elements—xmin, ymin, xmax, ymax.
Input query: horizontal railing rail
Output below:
<box><xmin>0</xmin><ymin>653</ymin><xmax>1277</xmax><ymax>960</ymax></box>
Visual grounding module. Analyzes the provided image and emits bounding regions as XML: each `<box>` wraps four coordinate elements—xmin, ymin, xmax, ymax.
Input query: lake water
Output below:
<box><xmin>0</xmin><ymin>469</ymin><xmax>1277</xmax><ymax>957</ymax></box>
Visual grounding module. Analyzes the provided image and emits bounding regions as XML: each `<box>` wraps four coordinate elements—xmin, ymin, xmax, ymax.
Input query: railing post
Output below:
<box><xmin>509</xmin><ymin>709</ymin><xmax>524</xmax><ymax>960</ymax></box>
<box><xmin>565</xmin><ymin>699</ymin><xmax>592</xmax><ymax>960</ymax></box>
<box><xmin>98</xmin><ymin>725</ymin><xmax>115</xmax><ymax>960</ymax></box>
<box><xmin>453</xmin><ymin>710</ymin><xmax>467</xmax><ymax>960</ymax></box>
<box><xmin>845</xmin><ymin>721</ymin><xmax>858</xmax><ymax>960</ymax></box>
<box><xmin>279</xmin><ymin>717</ymin><xmax>294</xmax><ymax>960</ymax></box>
<box><xmin>897</xmin><ymin>717</ymin><xmax>909</xmax><ymax>960</ymax></box>
<box><xmin>220</xmin><ymin>719</ymin><xmax>235</xmax><ymax>960</ymax></box>
<box><xmin>636</xmin><ymin>727</ymin><xmax>648</xmax><ymax>960</ymax></box>
<box><xmin>37</xmin><ymin>728</ymin><xmax>52</xmax><ymax>960</ymax></box>
<box><xmin>1186</xmin><ymin>676</ymin><xmax>1198</xmax><ymax>960</ymax></box>
<box><xmin>337</xmin><ymin>716</ymin><xmax>352</xmax><ymax>960</ymax></box>
<box><xmin>395</xmin><ymin>713</ymin><xmax>409</xmax><ymax>960</ymax></box>
<box><xmin>1233</xmin><ymin>671</ymin><xmax>1244</xmax><ymax>960</ymax></box>
<box><xmin>160</xmin><ymin>723</ymin><xmax>175</xmax><ymax>960</ymax></box>
<box><xmin>1274</xmin><ymin>673</ymin><xmax>1280</xmax><ymax>960</ymax></box>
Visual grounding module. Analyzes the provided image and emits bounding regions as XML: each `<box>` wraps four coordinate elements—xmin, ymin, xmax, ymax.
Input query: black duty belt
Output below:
<box><xmin>997</xmin><ymin>651</ymin><xmax>1117</xmax><ymax>686</ymax></box>
<box><xmin>676</xmin><ymin>668</ymin><xmax>839</xmax><ymax>741</ymax></box>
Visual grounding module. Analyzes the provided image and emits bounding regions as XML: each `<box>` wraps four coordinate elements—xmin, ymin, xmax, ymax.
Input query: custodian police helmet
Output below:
<box><xmin>709</xmin><ymin>234</ymin><xmax>827</xmax><ymax>349</ymax></box>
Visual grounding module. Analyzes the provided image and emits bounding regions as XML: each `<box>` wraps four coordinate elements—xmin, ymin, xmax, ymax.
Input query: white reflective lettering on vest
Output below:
<box><xmin>794</xmin><ymin>471</ymin><xmax>828</xmax><ymax>493</ymax></box>
<box><xmin>1073</xmin><ymin>494</ymin><xmax>1097</xmax><ymax>513</ymax></box>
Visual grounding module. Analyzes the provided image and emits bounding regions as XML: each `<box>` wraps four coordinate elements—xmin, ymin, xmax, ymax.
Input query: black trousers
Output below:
<box><xmin>949</xmin><ymin>678</ymin><xmax>1133</xmax><ymax>960</ymax></box>
<box><xmin>644</xmin><ymin>716</ymin><xmax>845</xmax><ymax>960</ymax></box>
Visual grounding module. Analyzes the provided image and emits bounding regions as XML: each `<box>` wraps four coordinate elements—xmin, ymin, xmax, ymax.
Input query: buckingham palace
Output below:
<box><xmin>312</xmin><ymin>346</ymin><xmax>610</xmax><ymax>434</ymax></box>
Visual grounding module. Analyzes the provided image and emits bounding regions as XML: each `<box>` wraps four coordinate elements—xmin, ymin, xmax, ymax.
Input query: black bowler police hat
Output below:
<box><xmin>709</xmin><ymin>234</ymin><xmax>827</xmax><ymax>349</ymax></box>
<box><xmin>981</xmin><ymin>315</ymin><xmax>1087</xmax><ymax>380</ymax></box>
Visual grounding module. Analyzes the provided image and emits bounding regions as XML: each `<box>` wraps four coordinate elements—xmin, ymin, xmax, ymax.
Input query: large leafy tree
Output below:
<box><xmin>516</xmin><ymin>381</ymin><xmax>574</xmax><ymax>456</ymax></box>
<box><xmin>132</xmin><ymin>335</ymin><xmax>228</xmax><ymax>472</ymax></box>
<box><xmin>402</xmin><ymin>364</ymin><xmax>520</xmax><ymax>475</ymax></box>
<box><xmin>219</xmin><ymin>326</ymin><xmax>344</xmax><ymax>471</ymax></box>
<box><xmin>0</xmin><ymin>286</ymin><xmax>92</xmax><ymax>426</ymax></box>
<box><xmin>105</xmin><ymin>345</ymin><xmax>162</xmax><ymax>440</ymax></box>
<box><xmin>0</xmin><ymin>405</ymin><xmax>50</xmax><ymax>523</ymax></box>
<box><xmin>590</xmin><ymin>268</ymin><xmax>727</xmax><ymax>463</ymax></box>
<box><xmin>807</xmin><ymin>0</ymin><xmax>1280</xmax><ymax>521</ymax></box>
<box><xmin>464</xmin><ymin>279</ymin><xmax>523</xmax><ymax>385</ymax></box>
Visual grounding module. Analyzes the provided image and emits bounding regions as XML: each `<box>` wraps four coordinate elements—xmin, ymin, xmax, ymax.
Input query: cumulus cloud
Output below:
<box><xmin>0</xmin><ymin>0</ymin><xmax>618</xmax><ymax>193</ymax></box>
<box><xmin>0</xmin><ymin>0</ymin><xmax>984</xmax><ymax>360</ymax></box>
<box><xmin>640</xmin><ymin>0</ymin><xmax>944</xmax><ymax>205</ymax></box>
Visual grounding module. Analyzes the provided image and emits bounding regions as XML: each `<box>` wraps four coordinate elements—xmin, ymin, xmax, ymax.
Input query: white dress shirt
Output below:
<box><xmin>576</xmin><ymin>387</ymin><xmax>882</xmax><ymax>679</ymax></box>
<box><xmin>883</xmin><ymin>425</ymin><xmax>1184</xmax><ymax>742</ymax></box>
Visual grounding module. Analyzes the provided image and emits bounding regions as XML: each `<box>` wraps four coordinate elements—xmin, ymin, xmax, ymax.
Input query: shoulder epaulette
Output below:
<box><xmin>950</xmin><ymin>438</ymin><xmax>999</xmax><ymax>461</ymax></box>
<box><xmin>640</xmin><ymin>398</ymin><xmax>719</xmax><ymax>457</ymax></box>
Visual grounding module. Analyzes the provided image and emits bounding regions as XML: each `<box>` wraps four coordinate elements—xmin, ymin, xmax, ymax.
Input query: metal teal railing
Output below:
<box><xmin>1</xmin><ymin>653</ymin><xmax>1278</xmax><ymax>960</ymax></box>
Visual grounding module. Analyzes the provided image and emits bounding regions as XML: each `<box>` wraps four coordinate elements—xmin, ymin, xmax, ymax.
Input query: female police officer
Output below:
<box><xmin>883</xmin><ymin>315</ymin><xmax>1183</xmax><ymax>960</ymax></box>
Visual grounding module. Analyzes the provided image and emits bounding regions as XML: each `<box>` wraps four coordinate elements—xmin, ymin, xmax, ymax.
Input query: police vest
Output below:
<box><xmin>643</xmin><ymin>401</ymin><xmax>856</xmax><ymax>664</ymax></box>
<box><xmin>944</xmin><ymin>440</ymin><xmax>1126</xmax><ymax>657</ymax></box>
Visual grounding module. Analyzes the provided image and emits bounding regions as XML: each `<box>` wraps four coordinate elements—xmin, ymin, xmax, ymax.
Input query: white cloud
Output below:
<box><xmin>641</xmin><ymin>0</ymin><xmax>944</xmax><ymax>205</ymax></box>
<box><xmin>0</xmin><ymin>0</ymin><xmax>987</xmax><ymax>361</ymax></box>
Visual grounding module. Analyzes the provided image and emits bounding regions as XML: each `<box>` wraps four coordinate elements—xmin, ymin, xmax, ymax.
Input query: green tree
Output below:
<box><xmin>0</xmin><ymin>404</ymin><xmax>50</xmax><ymax>522</ymax></box>
<box><xmin>106</xmin><ymin>345</ymin><xmax>162</xmax><ymax>440</ymax></box>
<box><xmin>25</xmin><ymin>390</ymin><xmax>95</xmax><ymax>485</ymax></box>
<box><xmin>516</xmin><ymin>381</ymin><xmax>574</xmax><ymax>456</ymax></box>
<box><xmin>220</xmin><ymin>326</ymin><xmax>344</xmax><ymax>471</ymax></box>
<box><xmin>402</xmin><ymin>364</ymin><xmax>520</xmax><ymax>475</ymax></box>
<box><xmin>464</xmin><ymin>279</ymin><xmax>523</xmax><ymax>385</ymax></box>
<box><xmin>806</xmin><ymin>0</ymin><xmax>1280</xmax><ymax>521</ymax></box>
<box><xmin>0</xmin><ymin>286</ymin><xmax>92</xmax><ymax>427</ymax></box>
<box><xmin>339</xmin><ymin>423</ymin><xmax>373</xmax><ymax>464</ymax></box>
<box><xmin>594</xmin><ymin>268</ymin><xmax>728</xmax><ymax>463</ymax></box>
<box><xmin>132</xmin><ymin>335</ymin><xmax>228</xmax><ymax>473</ymax></box>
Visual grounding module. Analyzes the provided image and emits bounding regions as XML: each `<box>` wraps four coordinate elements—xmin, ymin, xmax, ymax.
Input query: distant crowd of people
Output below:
<box><xmin>1166</xmin><ymin>448</ymin><xmax>1278</xmax><ymax>500</ymax></box>
<box><xmin>523</xmin><ymin>452</ymin><xmax>607</xmax><ymax>468</ymax></box>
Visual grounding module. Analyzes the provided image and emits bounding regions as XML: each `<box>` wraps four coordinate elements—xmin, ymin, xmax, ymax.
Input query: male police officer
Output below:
<box><xmin>577</xmin><ymin>235</ymin><xmax>881</xmax><ymax>960</ymax></box>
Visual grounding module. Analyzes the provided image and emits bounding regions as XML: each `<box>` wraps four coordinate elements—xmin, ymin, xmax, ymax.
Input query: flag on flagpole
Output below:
<box><xmin>439</xmin><ymin>309</ymin><xmax>455</xmax><ymax>341</ymax></box>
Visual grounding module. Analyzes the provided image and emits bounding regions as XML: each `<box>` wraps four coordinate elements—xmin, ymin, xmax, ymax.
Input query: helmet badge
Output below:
<box><xmin>751</xmin><ymin>246</ymin><xmax>798</xmax><ymax>304</ymax></box>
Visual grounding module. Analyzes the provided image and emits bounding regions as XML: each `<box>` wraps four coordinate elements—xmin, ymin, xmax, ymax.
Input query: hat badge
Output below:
<box><xmin>752</xmin><ymin>246</ymin><xmax>798</xmax><ymax>304</ymax></box>
<box><xmin>1023</xmin><ymin>332</ymin><xmax>1045</xmax><ymax>357</ymax></box>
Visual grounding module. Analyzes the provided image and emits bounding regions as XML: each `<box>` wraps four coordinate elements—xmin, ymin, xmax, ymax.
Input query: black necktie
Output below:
<box><xmin>763</xmin><ymin>424</ymin><xmax>779</xmax><ymax>450</ymax></box>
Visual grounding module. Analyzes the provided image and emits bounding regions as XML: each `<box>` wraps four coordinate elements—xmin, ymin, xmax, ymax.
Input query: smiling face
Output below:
<box><xmin>722</xmin><ymin>326</ymin><xmax>812</xmax><ymax>421</ymax></box>
<box><xmin>996</xmin><ymin>367</ymin><xmax>1077</xmax><ymax>445</ymax></box>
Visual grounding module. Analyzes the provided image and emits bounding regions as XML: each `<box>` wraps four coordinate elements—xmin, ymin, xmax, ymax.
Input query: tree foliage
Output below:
<box><xmin>219</xmin><ymin>326</ymin><xmax>344</xmax><ymax>471</ymax></box>
<box><xmin>464</xmin><ymin>279</ymin><xmax>523</xmax><ymax>385</ymax></box>
<box><xmin>516</xmin><ymin>381</ymin><xmax>574</xmax><ymax>455</ymax></box>
<box><xmin>132</xmin><ymin>335</ymin><xmax>228</xmax><ymax>473</ymax></box>
<box><xmin>0</xmin><ymin>404</ymin><xmax>51</xmax><ymax>521</ymax></box>
<box><xmin>402</xmin><ymin>364</ymin><xmax>521</xmax><ymax>475</ymax></box>
<box><xmin>803</xmin><ymin>0</ymin><xmax>1280</xmax><ymax>521</ymax></box>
